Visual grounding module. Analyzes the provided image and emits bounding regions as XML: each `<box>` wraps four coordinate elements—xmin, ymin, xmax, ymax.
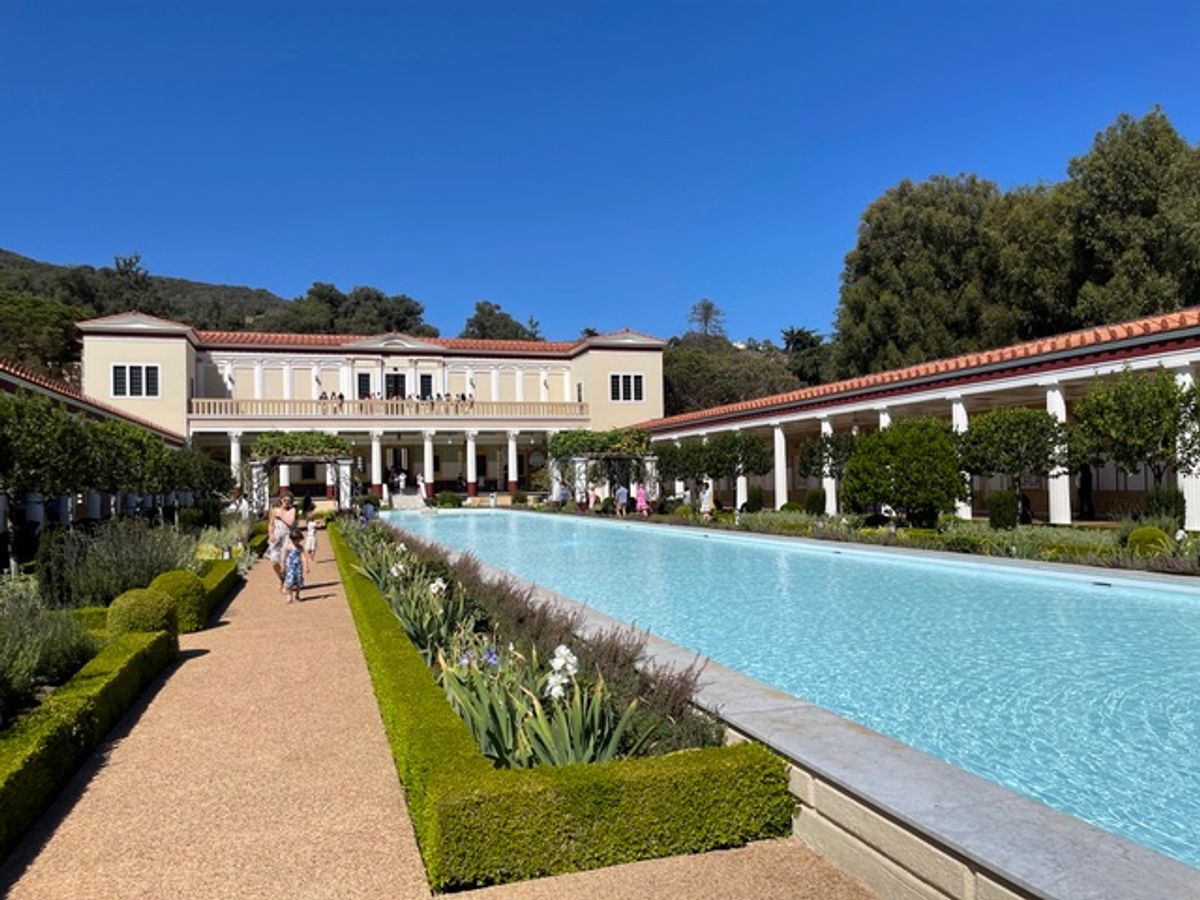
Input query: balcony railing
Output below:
<box><xmin>190</xmin><ymin>397</ymin><xmax>589</xmax><ymax>419</ymax></box>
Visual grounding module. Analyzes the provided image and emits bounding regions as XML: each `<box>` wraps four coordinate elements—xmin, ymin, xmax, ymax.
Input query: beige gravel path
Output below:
<box><xmin>0</xmin><ymin>544</ymin><xmax>430</xmax><ymax>900</ymax></box>
<box><xmin>459</xmin><ymin>839</ymin><xmax>877</xmax><ymax>899</ymax></box>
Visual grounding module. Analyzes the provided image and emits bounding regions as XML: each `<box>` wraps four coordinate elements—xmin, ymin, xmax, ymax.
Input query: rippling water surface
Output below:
<box><xmin>386</xmin><ymin>510</ymin><xmax>1200</xmax><ymax>868</ymax></box>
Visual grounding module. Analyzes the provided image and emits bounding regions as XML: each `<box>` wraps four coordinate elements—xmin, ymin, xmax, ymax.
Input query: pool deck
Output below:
<box><xmin>407</xmin><ymin>515</ymin><xmax>1200</xmax><ymax>900</ymax></box>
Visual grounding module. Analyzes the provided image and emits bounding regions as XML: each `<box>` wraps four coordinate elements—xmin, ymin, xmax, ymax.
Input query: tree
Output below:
<box><xmin>686</xmin><ymin>298</ymin><xmax>725</xmax><ymax>337</ymax></box>
<box><xmin>1068</xmin><ymin>108</ymin><xmax>1200</xmax><ymax>325</ymax></box>
<box><xmin>833</xmin><ymin>174</ymin><xmax>1001</xmax><ymax>378</ymax></box>
<box><xmin>663</xmin><ymin>337</ymin><xmax>801</xmax><ymax>415</ymax></box>
<box><xmin>795</xmin><ymin>431</ymin><xmax>857</xmax><ymax>481</ymax></box>
<box><xmin>579</xmin><ymin>326</ymin><xmax>600</xmax><ymax>338</ymax></box>
<box><xmin>701</xmin><ymin>432</ymin><xmax>772</xmax><ymax>489</ymax></box>
<box><xmin>460</xmin><ymin>301</ymin><xmax>543</xmax><ymax>341</ymax></box>
<box><xmin>958</xmin><ymin>407</ymin><xmax>1067</xmax><ymax>489</ymax></box>
<box><xmin>841</xmin><ymin>418</ymin><xmax>967</xmax><ymax>526</ymax></box>
<box><xmin>780</xmin><ymin>326</ymin><xmax>831</xmax><ymax>386</ymax></box>
<box><xmin>97</xmin><ymin>253</ymin><xmax>161</xmax><ymax>314</ymax></box>
<box><xmin>1072</xmin><ymin>367</ymin><xmax>1199</xmax><ymax>486</ymax></box>
<box><xmin>0</xmin><ymin>291</ymin><xmax>92</xmax><ymax>382</ymax></box>
<box><xmin>653</xmin><ymin>438</ymin><xmax>709</xmax><ymax>489</ymax></box>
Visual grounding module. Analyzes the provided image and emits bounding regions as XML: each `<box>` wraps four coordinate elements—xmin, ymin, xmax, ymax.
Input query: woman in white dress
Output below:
<box><xmin>267</xmin><ymin>495</ymin><xmax>297</xmax><ymax>591</ymax></box>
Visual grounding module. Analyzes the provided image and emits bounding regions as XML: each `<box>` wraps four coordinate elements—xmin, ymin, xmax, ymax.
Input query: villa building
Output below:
<box><xmin>641</xmin><ymin>307</ymin><xmax>1200</xmax><ymax>530</ymax></box>
<box><xmin>77</xmin><ymin>312</ymin><xmax>665</xmax><ymax>498</ymax></box>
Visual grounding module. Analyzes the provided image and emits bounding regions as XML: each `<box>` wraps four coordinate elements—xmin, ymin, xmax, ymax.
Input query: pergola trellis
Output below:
<box><xmin>247</xmin><ymin>452</ymin><xmax>356</xmax><ymax>513</ymax></box>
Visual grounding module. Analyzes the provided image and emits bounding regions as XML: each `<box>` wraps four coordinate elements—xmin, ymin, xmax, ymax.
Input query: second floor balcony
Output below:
<box><xmin>189</xmin><ymin>397</ymin><xmax>590</xmax><ymax>426</ymax></box>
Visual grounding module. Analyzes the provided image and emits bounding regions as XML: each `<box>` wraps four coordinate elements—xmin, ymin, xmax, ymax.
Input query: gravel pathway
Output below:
<box><xmin>0</xmin><ymin>545</ymin><xmax>429</xmax><ymax>900</ymax></box>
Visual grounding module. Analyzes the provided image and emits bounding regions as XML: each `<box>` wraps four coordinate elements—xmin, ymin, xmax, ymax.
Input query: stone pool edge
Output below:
<box><xmin>407</xmin><ymin>528</ymin><xmax>1200</xmax><ymax>900</ymax></box>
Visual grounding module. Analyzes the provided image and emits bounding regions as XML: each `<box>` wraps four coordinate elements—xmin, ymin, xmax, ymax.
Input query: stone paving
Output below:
<box><xmin>0</xmin><ymin>541</ymin><xmax>875</xmax><ymax>900</ymax></box>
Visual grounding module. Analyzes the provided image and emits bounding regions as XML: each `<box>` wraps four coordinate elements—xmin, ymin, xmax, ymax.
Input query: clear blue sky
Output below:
<box><xmin>2</xmin><ymin>1</ymin><xmax>1198</xmax><ymax>341</ymax></box>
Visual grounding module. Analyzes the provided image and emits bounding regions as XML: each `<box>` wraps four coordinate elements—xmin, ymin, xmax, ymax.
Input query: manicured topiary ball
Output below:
<box><xmin>107</xmin><ymin>587</ymin><xmax>178</xmax><ymax>637</ymax></box>
<box><xmin>149</xmin><ymin>570</ymin><xmax>208</xmax><ymax>633</ymax></box>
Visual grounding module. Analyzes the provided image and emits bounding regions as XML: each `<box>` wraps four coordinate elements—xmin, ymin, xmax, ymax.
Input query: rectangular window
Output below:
<box><xmin>112</xmin><ymin>364</ymin><xmax>160</xmax><ymax>399</ymax></box>
<box><xmin>608</xmin><ymin>372</ymin><xmax>645</xmax><ymax>402</ymax></box>
<box><xmin>385</xmin><ymin>373</ymin><xmax>405</xmax><ymax>399</ymax></box>
<box><xmin>357</xmin><ymin>372</ymin><xmax>371</xmax><ymax>399</ymax></box>
<box><xmin>301</xmin><ymin>463</ymin><xmax>316</xmax><ymax>480</ymax></box>
<box><xmin>420</xmin><ymin>373</ymin><xmax>433</xmax><ymax>398</ymax></box>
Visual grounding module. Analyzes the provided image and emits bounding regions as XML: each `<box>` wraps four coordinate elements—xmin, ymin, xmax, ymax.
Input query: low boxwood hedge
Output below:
<box><xmin>200</xmin><ymin>559</ymin><xmax>240</xmax><ymax>616</ymax></box>
<box><xmin>149</xmin><ymin>571</ymin><xmax>207</xmax><ymax>633</ymax></box>
<box><xmin>0</xmin><ymin>631</ymin><xmax>174</xmax><ymax>859</ymax></box>
<box><xmin>247</xmin><ymin>532</ymin><xmax>269</xmax><ymax>557</ymax></box>
<box><xmin>329</xmin><ymin>527</ymin><xmax>792</xmax><ymax>890</ymax></box>
<box><xmin>107</xmin><ymin>588</ymin><xmax>178</xmax><ymax>639</ymax></box>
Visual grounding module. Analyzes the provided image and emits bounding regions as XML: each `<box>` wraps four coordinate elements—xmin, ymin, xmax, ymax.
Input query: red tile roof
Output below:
<box><xmin>640</xmin><ymin>307</ymin><xmax>1200</xmax><ymax>432</ymax></box>
<box><xmin>0</xmin><ymin>358</ymin><xmax>187</xmax><ymax>444</ymax></box>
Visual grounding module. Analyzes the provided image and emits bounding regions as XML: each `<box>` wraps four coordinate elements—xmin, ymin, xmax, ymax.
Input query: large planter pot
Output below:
<box><xmin>24</xmin><ymin>492</ymin><xmax>45</xmax><ymax>527</ymax></box>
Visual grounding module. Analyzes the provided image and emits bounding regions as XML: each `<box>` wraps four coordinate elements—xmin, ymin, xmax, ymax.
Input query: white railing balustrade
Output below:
<box><xmin>190</xmin><ymin>397</ymin><xmax>589</xmax><ymax>419</ymax></box>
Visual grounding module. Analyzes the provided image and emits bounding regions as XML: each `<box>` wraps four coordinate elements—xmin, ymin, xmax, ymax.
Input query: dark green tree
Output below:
<box><xmin>1068</xmin><ymin>108</ymin><xmax>1200</xmax><ymax>325</ymax></box>
<box><xmin>780</xmin><ymin>326</ymin><xmax>832</xmax><ymax>386</ymax></box>
<box><xmin>958</xmin><ymin>407</ymin><xmax>1067</xmax><ymax>489</ymax></box>
<box><xmin>841</xmin><ymin>418</ymin><xmax>966</xmax><ymax>526</ymax></box>
<box><xmin>663</xmin><ymin>337</ymin><xmax>801</xmax><ymax>415</ymax></box>
<box><xmin>701</xmin><ymin>431</ymin><xmax>772</xmax><ymax>488</ymax></box>
<box><xmin>1072</xmin><ymin>367</ymin><xmax>1200</xmax><ymax>486</ymax></box>
<box><xmin>833</xmin><ymin>174</ymin><xmax>1001</xmax><ymax>377</ymax></box>
<box><xmin>460</xmin><ymin>301</ymin><xmax>543</xmax><ymax>341</ymax></box>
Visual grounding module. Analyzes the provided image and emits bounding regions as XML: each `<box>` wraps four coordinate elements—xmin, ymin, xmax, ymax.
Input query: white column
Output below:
<box><xmin>229</xmin><ymin>430</ymin><xmax>243</xmax><ymax>486</ymax></box>
<box><xmin>253</xmin><ymin>361</ymin><xmax>264</xmax><ymax>400</ymax></box>
<box><xmin>222</xmin><ymin>362</ymin><xmax>235</xmax><ymax>397</ymax></box>
<box><xmin>876</xmin><ymin>406</ymin><xmax>892</xmax><ymax>429</ymax></box>
<box><xmin>423</xmin><ymin>430</ymin><xmax>435</xmax><ymax>498</ymax></box>
<box><xmin>341</xmin><ymin>363</ymin><xmax>352</xmax><ymax>397</ymax></box>
<box><xmin>278</xmin><ymin>460</ymin><xmax>290</xmax><ymax>491</ymax></box>
<box><xmin>1175</xmin><ymin>367</ymin><xmax>1200</xmax><ymax>531</ymax></box>
<box><xmin>490</xmin><ymin>368</ymin><xmax>500</xmax><ymax>401</ymax></box>
<box><xmin>514</xmin><ymin>369</ymin><xmax>525</xmax><ymax>402</ymax></box>
<box><xmin>282</xmin><ymin>361</ymin><xmax>292</xmax><ymax>400</ymax></box>
<box><xmin>773</xmin><ymin>424</ymin><xmax>788</xmax><ymax>509</ymax></box>
<box><xmin>507</xmin><ymin>430</ymin><xmax>520</xmax><ymax>490</ymax></box>
<box><xmin>950</xmin><ymin>396</ymin><xmax>972</xmax><ymax>521</ymax></box>
<box><xmin>539</xmin><ymin>368</ymin><xmax>549</xmax><ymax>403</ymax></box>
<box><xmin>733</xmin><ymin>430</ymin><xmax>748</xmax><ymax>511</ymax></box>
<box><xmin>820</xmin><ymin>417</ymin><xmax>838</xmax><ymax>515</ymax></box>
<box><xmin>562</xmin><ymin>369</ymin><xmax>572</xmax><ymax>402</ymax></box>
<box><xmin>325</xmin><ymin>460</ymin><xmax>335</xmax><ymax>497</ymax></box>
<box><xmin>465</xmin><ymin>366</ymin><xmax>475</xmax><ymax>397</ymax></box>
<box><xmin>1045</xmin><ymin>382</ymin><xmax>1072</xmax><ymax>525</ymax></box>
<box><xmin>409</xmin><ymin>362</ymin><xmax>418</xmax><ymax>397</ymax></box>
<box><xmin>466</xmin><ymin>431</ymin><xmax>478</xmax><ymax>494</ymax></box>
<box><xmin>547</xmin><ymin>430</ymin><xmax>560</xmax><ymax>498</ymax></box>
<box><xmin>370</xmin><ymin>430</ymin><xmax>383</xmax><ymax>494</ymax></box>
<box><xmin>311</xmin><ymin>363</ymin><xmax>321</xmax><ymax>398</ymax></box>
<box><xmin>379</xmin><ymin>359</ymin><xmax>386</xmax><ymax>396</ymax></box>
<box><xmin>337</xmin><ymin>459</ymin><xmax>352</xmax><ymax>509</ymax></box>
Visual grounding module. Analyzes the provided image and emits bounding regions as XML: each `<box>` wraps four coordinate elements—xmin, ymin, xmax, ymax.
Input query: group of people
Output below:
<box><xmin>265</xmin><ymin>494</ymin><xmax>320</xmax><ymax>603</ymax></box>
<box><xmin>311</xmin><ymin>392</ymin><xmax>477</xmax><ymax>414</ymax></box>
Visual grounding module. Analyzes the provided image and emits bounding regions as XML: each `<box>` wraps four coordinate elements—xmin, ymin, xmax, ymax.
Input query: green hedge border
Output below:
<box><xmin>198</xmin><ymin>559</ymin><xmax>241</xmax><ymax>625</ymax></box>
<box><xmin>0</xmin><ymin>631</ymin><xmax>175</xmax><ymax>859</ymax></box>
<box><xmin>329</xmin><ymin>527</ymin><xmax>792</xmax><ymax>890</ymax></box>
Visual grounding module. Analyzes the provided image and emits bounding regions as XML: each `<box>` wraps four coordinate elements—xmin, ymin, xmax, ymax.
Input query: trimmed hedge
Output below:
<box><xmin>329</xmin><ymin>527</ymin><xmax>792</xmax><ymax>890</ymax></box>
<box><xmin>200</xmin><ymin>559</ymin><xmax>240</xmax><ymax>616</ymax></box>
<box><xmin>149</xmin><ymin>571</ymin><xmax>207</xmax><ymax>633</ymax></box>
<box><xmin>247</xmin><ymin>532</ymin><xmax>269</xmax><ymax>557</ymax></box>
<box><xmin>0</xmin><ymin>631</ymin><xmax>174</xmax><ymax>858</ymax></box>
<box><xmin>70</xmin><ymin>606</ymin><xmax>109</xmax><ymax>633</ymax></box>
<box><xmin>107</xmin><ymin>588</ymin><xmax>177</xmax><ymax>639</ymax></box>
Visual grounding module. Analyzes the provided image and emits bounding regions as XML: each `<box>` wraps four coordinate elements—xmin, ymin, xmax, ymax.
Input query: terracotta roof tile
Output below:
<box><xmin>640</xmin><ymin>306</ymin><xmax>1200</xmax><ymax>432</ymax></box>
<box><xmin>0</xmin><ymin>359</ymin><xmax>187</xmax><ymax>444</ymax></box>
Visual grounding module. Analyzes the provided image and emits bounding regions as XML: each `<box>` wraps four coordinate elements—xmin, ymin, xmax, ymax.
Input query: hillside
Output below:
<box><xmin>0</xmin><ymin>248</ymin><xmax>289</xmax><ymax>330</ymax></box>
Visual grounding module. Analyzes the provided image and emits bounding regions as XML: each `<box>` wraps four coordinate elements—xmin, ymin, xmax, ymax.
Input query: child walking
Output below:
<box><xmin>304</xmin><ymin>515</ymin><xmax>318</xmax><ymax>564</ymax></box>
<box><xmin>283</xmin><ymin>530</ymin><xmax>309</xmax><ymax>603</ymax></box>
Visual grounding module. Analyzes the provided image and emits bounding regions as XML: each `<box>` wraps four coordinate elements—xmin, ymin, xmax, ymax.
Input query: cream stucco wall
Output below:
<box><xmin>80</xmin><ymin>334</ymin><xmax>192</xmax><ymax>435</ymax></box>
<box><xmin>572</xmin><ymin>348</ymin><xmax>664</xmax><ymax>429</ymax></box>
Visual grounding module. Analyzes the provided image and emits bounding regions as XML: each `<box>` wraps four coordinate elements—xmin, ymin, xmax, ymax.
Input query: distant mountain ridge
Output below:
<box><xmin>0</xmin><ymin>248</ymin><xmax>290</xmax><ymax>330</ymax></box>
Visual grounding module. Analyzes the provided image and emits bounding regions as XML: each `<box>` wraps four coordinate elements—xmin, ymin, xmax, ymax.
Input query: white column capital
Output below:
<box><xmin>229</xmin><ymin>429</ymin><xmax>243</xmax><ymax>441</ymax></box>
<box><xmin>507</xmin><ymin>429</ymin><xmax>521</xmax><ymax>439</ymax></box>
<box><xmin>464</xmin><ymin>430</ymin><xmax>479</xmax><ymax>441</ymax></box>
<box><xmin>423</xmin><ymin>429</ymin><xmax>437</xmax><ymax>440</ymax></box>
<box><xmin>370</xmin><ymin>429</ymin><xmax>384</xmax><ymax>441</ymax></box>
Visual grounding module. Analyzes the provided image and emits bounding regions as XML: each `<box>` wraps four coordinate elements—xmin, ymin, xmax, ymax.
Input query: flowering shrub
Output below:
<box><xmin>340</xmin><ymin>520</ymin><xmax>719</xmax><ymax>767</ymax></box>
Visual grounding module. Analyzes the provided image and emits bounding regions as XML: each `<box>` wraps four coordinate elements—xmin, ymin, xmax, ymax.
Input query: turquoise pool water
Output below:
<box><xmin>384</xmin><ymin>510</ymin><xmax>1200</xmax><ymax>867</ymax></box>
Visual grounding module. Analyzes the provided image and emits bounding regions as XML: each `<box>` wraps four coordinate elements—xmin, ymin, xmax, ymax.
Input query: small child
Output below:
<box><xmin>283</xmin><ymin>530</ymin><xmax>309</xmax><ymax>603</ymax></box>
<box><xmin>304</xmin><ymin>516</ymin><xmax>318</xmax><ymax>564</ymax></box>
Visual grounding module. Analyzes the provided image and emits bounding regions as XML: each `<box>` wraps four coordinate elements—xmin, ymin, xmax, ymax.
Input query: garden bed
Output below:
<box><xmin>329</xmin><ymin>525</ymin><xmax>792</xmax><ymax>890</ymax></box>
<box><xmin>0</xmin><ymin>630</ymin><xmax>175</xmax><ymax>859</ymax></box>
